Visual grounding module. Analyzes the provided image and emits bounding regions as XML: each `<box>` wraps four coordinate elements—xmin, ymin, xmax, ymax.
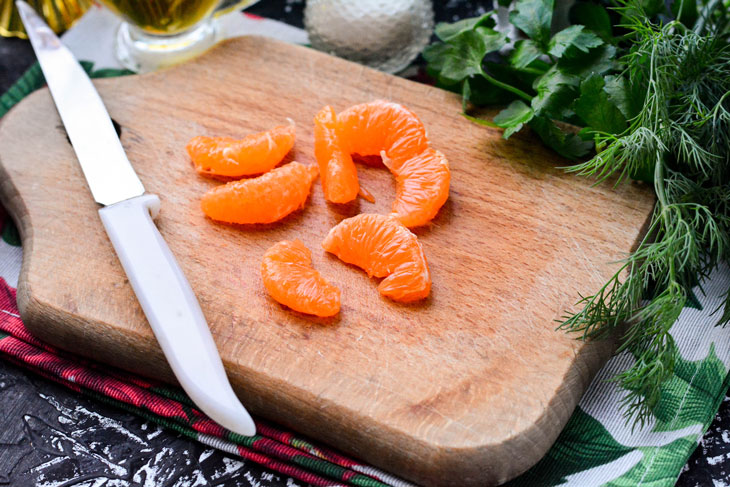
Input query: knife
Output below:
<box><xmin>16</xmin><ymin>1</ymin><xmax>256</xmax><ymax>437</ymax></box>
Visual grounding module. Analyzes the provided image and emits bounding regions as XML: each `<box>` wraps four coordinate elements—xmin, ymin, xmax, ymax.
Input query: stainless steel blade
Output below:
<box><xmin>16</xmin><ymin>1</ymin><xmax>145</xmax><ymax>206</ymax></box>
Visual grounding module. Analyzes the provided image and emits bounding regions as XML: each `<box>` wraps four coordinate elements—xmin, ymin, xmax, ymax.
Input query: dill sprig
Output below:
<box><xmin>423</xmin><ymin>0</ymin><xmax>730</xmax><ymax>426</ymax></box>
<box><xmin>562</xmin><ymin>8</ymin><xmax>730</xmax><ymax>426</ymax></box>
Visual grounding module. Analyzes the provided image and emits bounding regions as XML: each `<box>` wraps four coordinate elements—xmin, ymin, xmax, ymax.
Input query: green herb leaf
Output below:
<box><xmin>422</xmin><ymin>42</ymin><xmax>451</xmax><ymax>74</ymax></box>
<box><xmin>462</xmin><ymin>113</ymin><xmax>500</xmax><ymax>128</ymax></box>
<box><xmin>510</xmin><ymin>0</ymin><xmax>554</xmax><ymax>48</ymax></box>
<box><xmin>495</xmin><ymin>100</ymin><xmax>534</xmax><ymax>127</ymax></box>
<box><xmin>434</xmin><ymin>12</ymin><xmax>495</xmax><ymax>42</ymax></box>
<box><xmin>494</xmin><ymin>100</ymin><xmax>535</xmax><ymax>139</ymax></box>
<box><xmin>426</xmin><ymin>27</ymin><xmax>508</xmax><ymax>84</ymax></box>
<box><xmin>461</xmin><ymin>79</ymin><xmax>471</xmax><ymax>112</ymax></box>
<box><xmin>531</xmin><ymin>65</ymin><xmax>579</xmax><ymax>117</ymax></box>
<box><xmin>558</xmin><ymin>44</ymin><xmax>616</xmax><ymax>77</ymax></box>
<box><xmin>485</xmin><ymin>61</ymin><xmax>543</xmax><ymax>94</ymax></box>
<box><xmin>573</xmin><ymin>73</ymin><xmax>627</xmax><ymax>134</ymax></box>
<box><xmin>638</xmin><ymin>0</ymin><xmax>667</xmax><ymax>17</ymax></box>
<box><xmin>619</xmin><ymin>0</ymin><xmax>667</xmax><ymax>26</ymax></box>
<box><xmin>670</xmin><ymin>0</ymin><xmax>698</xmax><ymax>27</ymax></box>
<box><xmin>509</xmin><ymin>39</ymin><xmax>544</xmax><ymax>69</ymax></box>
<box><xmin>462</xmin><ymin>74</ymin><xmax>520</xmax><ymax>105</ymax></box>
<box><xmin>571</xmin><ymin>2</ymin><xmax>614</xmax><ymax>41</ymax></box>
<box><xmin>603</xmin><ymin>74</ymin><xmax>643</xmax><ymax>120</ymax></box>
<box><xmin>548</xmin><ymin>25</ymin><xmax>603</xmax><ymax>58</ymax></box>
<box><xmin>529</xmin><ymin>115</ymin><xmax>593</xmax><ymax>159</ymax></box>
<box><xmin>503</xmin><ymin>124</ymin><xmax>524</xmax><ymax>140</ymax></box>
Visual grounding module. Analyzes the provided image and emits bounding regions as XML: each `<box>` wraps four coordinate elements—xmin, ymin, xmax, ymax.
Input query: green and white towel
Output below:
<box><xmin>509</xmin><ymin>264</ymin><xmax>730</xmax><ymax>486</ymax></box>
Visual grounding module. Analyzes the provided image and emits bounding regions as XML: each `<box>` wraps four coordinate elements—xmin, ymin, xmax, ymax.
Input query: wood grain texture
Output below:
<box><xmin>0</xmin><ymin>36</ymin><xmax>655</xmax><ymax>486</ymax></box>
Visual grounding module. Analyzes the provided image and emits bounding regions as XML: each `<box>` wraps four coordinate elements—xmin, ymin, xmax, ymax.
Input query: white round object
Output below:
<box><xmin>304</xmin><ymin>0</ymin><xmax>434</xmax><ymax>73</ymax></box>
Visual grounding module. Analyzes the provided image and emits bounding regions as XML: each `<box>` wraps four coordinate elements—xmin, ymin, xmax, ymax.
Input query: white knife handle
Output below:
<box><xmin>98</xmin><ymin>194</ymin><xmax>256</xmax><ymax>436</ymax></box>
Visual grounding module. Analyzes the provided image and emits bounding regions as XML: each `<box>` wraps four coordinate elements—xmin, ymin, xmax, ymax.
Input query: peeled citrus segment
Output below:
<box><xmin>383</xmin><ymin>148</ymin><xmax>451</xmax><ymax>228</ymax></box>
<box><xmin>337</xmin><ymin>100</ymin><xmax>429</xmax><ymax>161</ymax></box>
<box><xmin>261</xmin><ymin>240</ymin><xmax>341</xmax><ymax>317</ymax></box>
<box><xmin>201</xmin><ymin>161</ymin><xmax>318</xmax><ymax>224</ymax></box>
<box><xmin>322</xmin><ymin>214</ymin><xmax>431</xmax><ymax>302</ymax></box>
<box><xmin>187</xmin><ymin>124</ymin><xmax>296</xmax><ymax>178</ymax></box>
<box><xmin>314</xmin><ymin>106</ymin><xmax>359</xmax><ymax>204</ymax></box>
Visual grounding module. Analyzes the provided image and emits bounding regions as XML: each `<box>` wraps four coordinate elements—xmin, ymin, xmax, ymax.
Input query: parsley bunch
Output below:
<box><xmin>425</xmin><ymin>0</ymin><xmax>730</xmax><ymax>425</ymax></box>
<box><xmin>424</xmin><ymin>0</ymin><xmax>620</xmax><ymax>159</ymax></box>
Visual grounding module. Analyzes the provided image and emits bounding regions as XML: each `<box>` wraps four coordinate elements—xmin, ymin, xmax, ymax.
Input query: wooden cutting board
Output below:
<box><xmin>0</xmin><ymin>36</ymin><xmax>654</xmax><ymax>486</ymax></box>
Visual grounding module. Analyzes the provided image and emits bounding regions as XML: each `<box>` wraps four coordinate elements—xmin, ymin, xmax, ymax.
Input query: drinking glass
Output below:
<box><xmin>0</xmin><ymin>0</ymin><xmax>92</xmax><ymax>38</ymax></box>
<box><xmin>96</xmin><ymin>0</ymin><xmax>257</xmax><ymax>72</ymax></box>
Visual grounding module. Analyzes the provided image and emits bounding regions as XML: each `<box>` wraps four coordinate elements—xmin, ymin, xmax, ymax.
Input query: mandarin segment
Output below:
<box><xmin>337</xmin><ymin>100</ymin><xmax>429</xmax><ymax>161</ymax></box>
<box><xmin>261</xmin><ymin>240</ymin><xmax>341</xmax><ymax>317</ymax></box>
<box><xmin>318</xmin><ymin>100</ymin><xmax>449</xmax><ymax>225</ymax></box>
<box><xmin>383</xmin><ymin>148</ymin><xmax>451</xmax><ymax>227</ymax></box>
<box><xmin>322</xmin><ymin>213</ymin><xmax>431</xmax><ymax>302</ymax></box>
<box><xmin>187</xmin><ymin>124</ymin><xmax>295</xmax><ymax>178</ymax></box>
<box><xmin>314</xmin><ymin>106</ymin><xmax>360</xmax><ymax>203</ymax></box>
<box><xmin>201</xmin><ymin>161</ymin><xmax>318</xmax><ymax>224</ymax></box>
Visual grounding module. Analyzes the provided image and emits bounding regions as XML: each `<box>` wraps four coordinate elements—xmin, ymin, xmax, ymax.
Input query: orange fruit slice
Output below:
<box><xmin>382</xmin><ymin>148</ymin><xmax>451</xmax><ymax>228</ymax></box>
<box><xmin>322</xmin><ymin>214</ymin><xmax>431</xmax><ymax>302</ymax></box>
<box><xmin>261</xmin><ymin>240</ymin><xmax>340</xmax><ymax>317</ymax></box>
<box><xmin>314</xmin><ymin>106</ymin><xmax>359</xmax><ymax>204</ymax></box>
<box><xmin>337</xmin><ymin>100</ymin><xmax>429</xmax><ymax>161</ymax></box>
<box><xmin>187</xmin><ymin>124</ymin><xmax>295</xmax><ymax>178</ymax></box>
<box><xmin>201</xmin><ymin>161</ymin><xmax>318</xmax><ymax>224</ymax></box>
<box><xmin>316</xmin><ymin>101</ymin><xmax>449</xmax><ymax>226</ymax></box>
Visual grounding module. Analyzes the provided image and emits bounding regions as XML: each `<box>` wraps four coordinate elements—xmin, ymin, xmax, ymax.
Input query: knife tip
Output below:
<box><xmin>211</xmin><ymin>401</ymin><xmax>257</xmax><ymax>437</ymax></box>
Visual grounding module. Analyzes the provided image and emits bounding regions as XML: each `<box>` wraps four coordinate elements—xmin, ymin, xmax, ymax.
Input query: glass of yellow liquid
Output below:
<box><xmin>96</xmin><ymin>0</ymin><xmax>257</xmax><ymax>72</ymax></box>
<box><xmin>1</xmin><ymin>0</ymin><xmax>92</xmax><ymax>38</ymax></box>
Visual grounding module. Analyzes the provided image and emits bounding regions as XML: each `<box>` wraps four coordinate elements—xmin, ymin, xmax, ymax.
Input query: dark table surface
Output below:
<box><xmin>1</xmin><ymin>1</ymin><xmax>729</xmax><ymax>485</ymax></box>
